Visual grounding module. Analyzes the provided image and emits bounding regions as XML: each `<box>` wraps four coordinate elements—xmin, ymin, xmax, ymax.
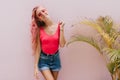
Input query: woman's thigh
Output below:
<box><xmin>51</xmin><ymin>71</ymin><xmax>59</xmax><ymax>80</ymax></box>
<box><xmin>41</xmin><ymin>69</ymin><xmax>54</xmax><ymax>80</ymax></box>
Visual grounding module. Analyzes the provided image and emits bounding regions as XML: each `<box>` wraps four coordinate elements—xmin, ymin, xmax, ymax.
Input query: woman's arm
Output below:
<box><xmin>34</xmin><ymin>47</ymin><xmax>40</xmax><ymax>68</ymax></box>
<box><xmin>59</xmin><ymin>22</ymin><xmax>66</xmax><ymax>47</ymax></box>
<box><xmin>34</xmin><ymin>31</ymin><xmax>41</xmax><ymax>68</ymax></box>
<box><xmin>34</xmin><ymin>30</ymin><xmax>41</xmax><ymax>79</ymax></box>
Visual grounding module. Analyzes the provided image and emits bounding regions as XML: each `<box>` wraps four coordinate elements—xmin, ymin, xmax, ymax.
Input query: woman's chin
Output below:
<box><xmin>45</xmin><ymin>17</ymin><xmax>51</xmax><ymax>21</ymax></box>
<box><xmin>46</xmin><ymin>16</ymin><xmax>50</xmax><ymax>19</ymax></box>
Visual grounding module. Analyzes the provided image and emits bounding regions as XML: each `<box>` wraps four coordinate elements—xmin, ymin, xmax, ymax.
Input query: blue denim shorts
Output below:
<box><xmin>38</xmin><ymin>51</ymin><xmax>61</xmax><ymax>71</ymax></box>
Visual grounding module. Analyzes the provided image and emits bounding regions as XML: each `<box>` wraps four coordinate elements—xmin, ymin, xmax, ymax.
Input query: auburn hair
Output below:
<box><xmin>31</xmin><ymin>6</ymin><xmax>41</xmax><ymax>55</ymax></box>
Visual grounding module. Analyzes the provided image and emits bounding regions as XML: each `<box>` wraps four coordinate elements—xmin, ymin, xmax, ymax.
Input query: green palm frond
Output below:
<box><xmin>80</xmin><ymin>18</ymin><xmax>104</xmax><ymax>33</ymax></box>
<box><xmin>103</xmin><ymin>16</ymin><xmax>113</xmax><ymax>33</ymax></box>
<box><xmin>107</xmin><ymin>59</ymin><xmax>120</xmax><ymax>74</ymax></box>
<box><xmin>107</xmin><ymin>62</ymin><xmax>116</xmax><ymax>74</ymax></box>
<box><xmin>80</xmin><ymin>18</ymin><xmax>113</xmax><ymax>47</ymax></box>
<box><xmin>115</xmin><ymin>60</ymin><xmax>120</xmax><ymax>69</ymax></box>
<box><xmin>67</xmin><ymin>35</ymin><xmax>101</xmax><ymax>53</ymax></box>
<box><xmin>103</xmin><ymin>48</ymin><xmax>120</xmax><ymax>62</ymax></box>
<box><xmin>110</xmin><ymin>31</ymin><xmax>118</xmax><ymax>40</ymax></box>
<box><xmin>96</xmin><ymin>16</ymin><xmax>113</xmax><ymax>33</ymax></box>
<box><xmin>68</xmin><ymin>16</ymin><xmax>120</xmax><ymax>80</ymax></box>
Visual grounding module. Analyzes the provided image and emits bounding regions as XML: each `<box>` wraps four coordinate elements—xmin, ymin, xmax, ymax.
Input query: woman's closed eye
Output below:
<box><xmin>38</xmin><ymin>10</ymin><xmax>45</xmax><ymax>17</ymax></box>
<box><xmin>41</xmin><ymin>10</ymin><xmax>45</xmax><ymax>12</ymax></box>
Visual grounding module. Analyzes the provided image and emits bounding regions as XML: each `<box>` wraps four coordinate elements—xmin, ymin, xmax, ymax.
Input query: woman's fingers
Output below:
<box><xmin>59</xmin><ymin>21</ymin><xmax>65</xmax><ymax>28</ymax></box>
<box><xmin>34</xmin><ymin>67</ymin><xmax>40</xmax><ymax>80</ymax></box>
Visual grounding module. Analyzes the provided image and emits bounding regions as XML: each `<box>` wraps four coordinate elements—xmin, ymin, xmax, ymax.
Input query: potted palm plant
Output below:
<box><xmin>67</xmin><ymin>16</ymin><xmax>120</xmax><ymax>80</ymax></box>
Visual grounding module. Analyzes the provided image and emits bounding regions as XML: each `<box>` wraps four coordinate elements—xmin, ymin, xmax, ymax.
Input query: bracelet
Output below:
<box><xmin>60</xmin><ymin>28</ymin><xmax>64</xmax><ymax>31</ymax></box>
<box><xmin>60</xmin><ymin>29</ymin><xmax>63</xmax><ymax>31</ymax></box>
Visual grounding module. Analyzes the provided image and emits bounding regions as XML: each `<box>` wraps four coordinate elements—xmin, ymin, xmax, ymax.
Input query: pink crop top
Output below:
<box><xmin>39</xmin><ymin>24</ymin><xmax>60</xmax><ymax>54</ymax></box>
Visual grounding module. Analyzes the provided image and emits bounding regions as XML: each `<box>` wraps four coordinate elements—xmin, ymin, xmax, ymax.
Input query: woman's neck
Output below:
<box><xmin>45</xmin><ymin>19</ymin><xmax>54</xmax><ymax>27</ymax></box>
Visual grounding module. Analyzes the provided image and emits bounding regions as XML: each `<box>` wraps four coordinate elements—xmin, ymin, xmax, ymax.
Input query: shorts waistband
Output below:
<box><xmin>41</xmin><ymin>50</ymin><xmax>59</xmax><ymax>56</ymax></box>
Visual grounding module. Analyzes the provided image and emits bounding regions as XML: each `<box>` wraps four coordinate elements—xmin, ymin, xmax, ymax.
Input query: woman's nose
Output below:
<box><xmin>44</xmin><ymin>11</ymin><xmax>48</xmax><ymax>15</ymax></box>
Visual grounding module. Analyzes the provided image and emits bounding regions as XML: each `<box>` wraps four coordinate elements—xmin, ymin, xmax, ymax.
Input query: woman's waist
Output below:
<box><xmin>41</xmin><ymin>50</ymin><xmax>59</xmax><ymax>56</ymax></box>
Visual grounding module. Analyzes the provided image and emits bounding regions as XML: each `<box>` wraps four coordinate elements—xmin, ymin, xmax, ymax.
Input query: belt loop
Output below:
<box><xmin>47</xmin><ymin>54</ymin><xmax>49</xmax><ymax>56</ymax></box>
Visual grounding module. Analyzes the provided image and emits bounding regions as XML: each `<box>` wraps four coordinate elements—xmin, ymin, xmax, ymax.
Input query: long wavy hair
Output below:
<box><xmin>31</xmin><ymin>6</ymin><xmax>46</xmax><ymax>55</ymax></box>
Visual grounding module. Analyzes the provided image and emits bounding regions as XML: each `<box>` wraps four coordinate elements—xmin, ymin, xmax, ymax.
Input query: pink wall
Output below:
<box><xmin>0</xmin><ymin>0</ymin><xmax>120</xmax><ymax>80</ymax></box>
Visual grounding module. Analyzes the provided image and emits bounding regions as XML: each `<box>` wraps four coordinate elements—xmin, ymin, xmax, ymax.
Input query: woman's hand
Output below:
<box><xmin>59</xmin><ymin>21</ymin><xmax>65</xmax><ymax>31</ymax></box>
<box><xmin>34</xmin><ymin>66</ymin><xmax>39</xmax><ymax>80</ymax></box>
<box><xmin>59</xmin><ymin>21</ymin><xmax>66</xmax><ymax>47</ymax></box>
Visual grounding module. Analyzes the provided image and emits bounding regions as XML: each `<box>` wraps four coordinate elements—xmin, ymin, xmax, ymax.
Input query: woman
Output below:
<box><xmin>31</xmin><ymin>6</ymin><xmax>66</xmax><ymax>80</ymax></box>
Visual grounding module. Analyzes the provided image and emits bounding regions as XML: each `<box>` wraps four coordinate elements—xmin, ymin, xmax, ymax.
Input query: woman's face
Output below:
<box><xmin>36</xmin><ymin>7</ymin><xmax>50</xmax><ymax>22</ymax></box>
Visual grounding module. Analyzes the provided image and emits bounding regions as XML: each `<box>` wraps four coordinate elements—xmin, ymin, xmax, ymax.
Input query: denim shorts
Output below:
<box><xmin>38</xmin><ymin>51</ymin><xmax>61</xmax><ymax>71</ymax></box>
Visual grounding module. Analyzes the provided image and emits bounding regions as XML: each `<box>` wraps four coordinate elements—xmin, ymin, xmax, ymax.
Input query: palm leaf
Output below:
<box><xmin>109</xmin><ymin>29</ymin><xmax>120</xmax><ymax>44</ymax></box>
<box><xmin>115</xmin><ymin>60</ymin><xmax>120</xmax><ymax>69</ymax></box>
<box><xmin>67</xmin><ymin>35</ymin><xmax>101</xmax><ymax>53</ymax></box>
<box><xmin>80</xmin><ymin>19</ymin><xmax>113</xmax><ymax>47</ymax></box>
<box><xmin>96</xmin><ymin>16</ymin><xmax>113</xmax><ymax>33</ymax></box>
<box><xmin>107</xmin><ymin>62</ymin><xmax>116</xmax><ymax>74</ymax></box>
<box><xmin>103</xmin><ymin>16</ymin><xmax>113</xmax><ymax>33</ymax></box>
<box><xmin>107</xmin><ymin>59</ymin><xmax>120</xmax><ymax>74</ymax></box>
<box><xmin>103</xmin><ymin>48</ymin><xmax>120</xmax><ymax>62</ymax></box>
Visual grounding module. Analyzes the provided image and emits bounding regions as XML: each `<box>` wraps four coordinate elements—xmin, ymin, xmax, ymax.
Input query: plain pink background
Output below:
<box><xmin>0</xmin><ymin>0</ymin><xmax>120</xmax><ymax>80</ymax></box>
